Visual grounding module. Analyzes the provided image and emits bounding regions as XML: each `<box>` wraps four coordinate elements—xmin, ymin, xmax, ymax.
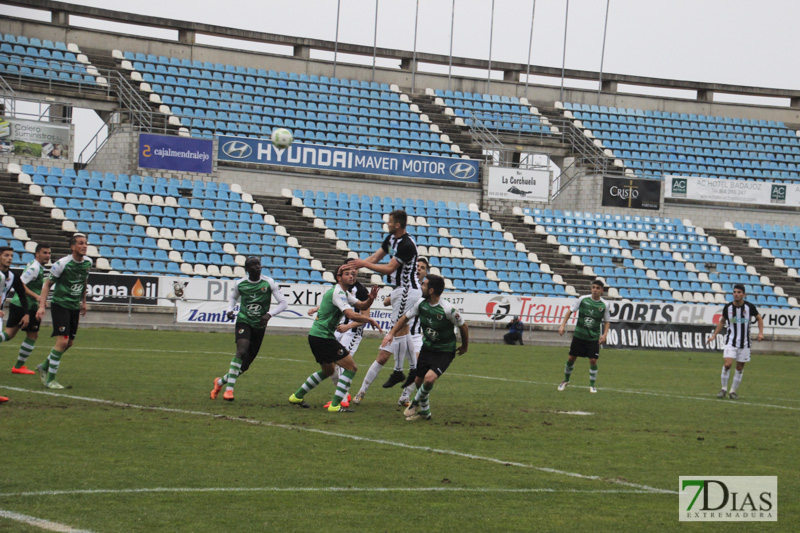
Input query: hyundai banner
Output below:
<box><xmin>216</xmin><ymin>135</ymin><xmax>479</xmax><ymax>183</ymax></box>
<box><xmin>139</xmin><ymin>133</ymin><xmax>213</xmax><ymax>174</ymax></box>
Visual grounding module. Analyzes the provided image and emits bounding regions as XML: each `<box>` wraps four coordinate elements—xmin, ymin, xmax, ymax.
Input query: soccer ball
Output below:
<box><xmin>271</xmin><ymin>128</ymin><xmax>294</xmax><ymax>149</ymax></box>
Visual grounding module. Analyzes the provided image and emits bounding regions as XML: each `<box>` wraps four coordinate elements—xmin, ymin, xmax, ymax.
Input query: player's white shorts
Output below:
<box><xmin>723</xmin><ymin>346</ymin><xmax>751</xmax><ymax>363</ymax></box>
<box><xmin>335</xmin><ymin>325</ymin><xmax>364</xmax><ymax>357</ymax></box>
<box><xmin>390</xmin><ymin>286</ymin><xmax>422</xmax><ymax>325</ymax></box>
<box><xmin>412</xmin><ymin>332</ymin><xmax>422</xmax><ymax>355</ymax></box>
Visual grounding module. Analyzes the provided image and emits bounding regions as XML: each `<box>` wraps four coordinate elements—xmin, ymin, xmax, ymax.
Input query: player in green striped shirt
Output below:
<box><xmin>35</xmin><ymin>234</ymin><xmax>92</xmax><ymax>389</ymax></box>
<box><xmin>557</xmin><ymin>280</ymin><xmax>610</xmax><ymax>394</ymax></box>
<box><xmin>0</xmin><ymin>244</ymin><xmax>51</xmax><ymax>375</ymax></box>
<box><xmin>210</xmin><ymin>257</ymin><xmax>288</xmax><ymax>401</ymax></box>
<box><xmin>289</xmin><ymin>263</ymin><xmax>382</xmax><ymax>412</ymax></box>
<box><xmin>384</xmin><ymin>274</ymin><xmax>469</xmax><ymax>421</ymax></box>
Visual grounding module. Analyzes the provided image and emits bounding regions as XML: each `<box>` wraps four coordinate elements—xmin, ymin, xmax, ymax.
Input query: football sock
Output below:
<box><xmin>414</xmin><ymin>382</ymin><xmax>433</xmax><ymax>415</ymax></box>
<box><xmin>224</xmin><ymin>357</ymin><xmax>242</xmax><ymax>392</ymax></box>
<box><xmin>331</xmin><ymin>369</ymin><xmax>356</xmax><ymax>407</ymax></box>
<box><xmin>730</xmin><ymin>369</ymin><xmax>743</xmax><ymax>393</ymax></box>
<box><xmin>589</xmin><ymin>364</ymin><xmax>598</xmax><ymax>386</ymax></box>
<box><xmin>359</xmin><ymin>360</ymin><xmax>384</xmax><ymax>392</ymax></box>
<box><xmin>15</xmin><ymin>337</ymin><xmax>36</xmax><ymax>368</ymax></box>
<box><xmin>45</xmin><ymin>349</ymin><xmax>64</xmax><ymax>382</ymax></box>
<box><xmin>564</xmin><ymin>360</ymin><xmax>574</xmax><ymax>382</ymax></box>
<box><xmin>720</xmin><ymin>366</ymin><xmax>730</xmax><ymax>390</ymax></box>
<box><xmin>329</xmin><ymin>366</ymin><xmax>341</xmax><ymax>384</ymax></box>
<box><xmin>295</xmin><ymin>370</ymin><xmax>326</xmax><ymax>399</ymax></box>
<box><xmin>0</xmin><ymin>331</ymin><xmax>9</xmax><ymax>343</ymax></box>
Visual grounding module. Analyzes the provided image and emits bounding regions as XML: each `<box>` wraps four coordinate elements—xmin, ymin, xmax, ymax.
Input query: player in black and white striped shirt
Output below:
<box><xmin>349</xmin><ymin>209</ymin><xmax>422</xmax><ymax>405</ymax></box>
<box><xmin>707</xmin><ymin>284</ymin><xmax>764</xmax><ymax>400</ymax></box>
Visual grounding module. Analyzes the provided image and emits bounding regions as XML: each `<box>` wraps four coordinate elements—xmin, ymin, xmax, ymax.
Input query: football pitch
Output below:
<box><xmin>1</xmin><ymin>328</ymin><xmax>797</xmax><ymax>532</ymax></box>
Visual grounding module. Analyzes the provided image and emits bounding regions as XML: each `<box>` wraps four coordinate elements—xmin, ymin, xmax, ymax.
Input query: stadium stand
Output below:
<box><xmin>0</xmin><ymin>33</ymin><xmax>106</xmax><ymax>87</ymax></box>
<box><xmin>559</xmin><ymin>102</ymin><xmax>800</xmax><ymax>182</ymax></box>
<box><xmin>429</xmin><ymin>88</ymin><xmax>554</xmax><ymax>136</ymax></box>
<box><xmin>114</xmin><ymin>51</ymin><xmax>460</xmax><ymax>157</ymax></box>
<box><xmin>2</xmin><ymin>14</ymin><xmax>799</xmax><ymax>309</ymax></box>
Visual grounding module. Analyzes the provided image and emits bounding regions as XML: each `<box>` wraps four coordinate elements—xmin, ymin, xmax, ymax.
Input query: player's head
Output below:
<box><xmin>0</xmin><ymin>246</ymin><xmax>13</xmax><ymax>269</ymax></box>
<box><xmin>422</xmin><ymin>273</ymin><xmax>445</xmax><ymax>298</ymax></box>
<box><xmin>244</xmin><ymin>256</ymin><xmax>262</xmax><ymax>278</ymax></box>
<box><xmin>34</xmin><ymin>243</ymin><xmax>51</xmax><ymax>264</ymax></box>
<box><xmin>417</xmin><ymin>256</ymin><xmax>429</xmax><ymax>281</ymax></box>
<box><xmin>591</xmin><ymin>279</ymin><xmax>604</xmax><ymax>299</ymax></box>
<box><xmin>69</xmin><ymin>233</ymin><xmax>88</xmax><ymax>257</ymax></box>
<box><xmin>387</xmin><ymin>209</ymin><xmax>407</xmax><ymax>233</ymax></box>
<box><xmin>336</xmin><ymin>262</ymin><xmax>357</xmax><ymax>288</ymax></box>
<box><xmin>733</xmin><ymin>283</ymin><xmax>745</xmax><ymax>302</ymax></box>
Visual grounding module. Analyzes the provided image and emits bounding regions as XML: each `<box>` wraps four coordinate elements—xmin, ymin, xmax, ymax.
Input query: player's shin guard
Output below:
<box><xmin>332</xmin><ymin>369</ymin><xmax>356</xmax><ymax>407</ymax></box>
<box><xmin>295</xmin><ymin>370</ymin><xmax>326</xmax><ymax>399</ymax></box>
<box><xmin>730</xmin><ymin>369</ymin><xmax>743</xmax><ymax>393</ymax></box>
<box><xmin>359</xmin><ymin>360</ymin><xmax>384</xmax><ymax>393</ymax></box>
<box><xmin>16</xmin><ymin>337</ymin><xmax>36</xmax><ymax>368</ymax></box>
<box><xmin>414</xmin><ymin>382</ymin><xmax>433</xmax><ymax>414</ymax></box>
<box><xmin>721</xmin><ymin>366</ymin><xmax>730</xmax><ymax>390</ymax></box>
<box><xmin>564</xmin><ymin>360</ymin><xmax>574</xmax><ymax>382</ymax></box>
<box><xmin>45</xmin><ymin>349</ymin><xmax>63</xmax><ymax>382</ymax></box>
<box><xmin>589</xmin><ymin>364</ymin><xmax>598</xmax><ymax>386</ymax></box>
<box><xmin>224</xmin><ymin>357</ymin><xmax>243</xmax><ymax>392</ymax></box>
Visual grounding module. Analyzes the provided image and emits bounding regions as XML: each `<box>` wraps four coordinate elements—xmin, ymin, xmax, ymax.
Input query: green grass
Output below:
<box><xmin>1</xmin><ymin>329</ymin><xmax>797</xmax><ymax>532</ymax></box>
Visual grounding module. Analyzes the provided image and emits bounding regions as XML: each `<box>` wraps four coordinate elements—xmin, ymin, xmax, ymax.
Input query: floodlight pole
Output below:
<box><xmin>487</xmin><ymin>0</ymin><xmax>495</xmax><ymax>93</ymax></box>
<box><xmin>524</xmin><ymin>0</ymin><xmax>537</xmax><ymax>98</ymax></box>
<box><xmin>372</xmin><ymin>0</ymin><xmax>380</xmax><ymax>82</ymax></box>
<box><xmin>598</xmin><ymin>0</ymin><xmax>611</xmax><ymax>103</ymax></box>
<box><xmin>559</xmin><ymin>0</ymin><xmax>570</xmax><ymax>103</ymax></box>
<box><xmin>448</xmin><ymin>0</ymin><xmax>456</xmax><ymax>90</ymax></box>
<box><xmin>333</xmin><ymin>0</ymin><xmax>341</xmax><ymax>78</ymax></box>
<box><xmin>412</xmin><ymin>0</ymin><xmax>420</xmax><ymax>91</ymax></box>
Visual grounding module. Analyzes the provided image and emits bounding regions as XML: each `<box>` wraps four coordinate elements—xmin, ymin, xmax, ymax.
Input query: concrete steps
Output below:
<box><xmin>492</xmin><ymin>211</ymin><xmax>598</xmax><ymax>294</ymax></box>
<box><xmin>706</xmin><ymin>228</ymin><xmax>800</xmax><ymax>301</ymax></box>
<box><xmin>252</xmin><ymin>194</ymin><xmax>355</xmax><ymax>280</ymax></box>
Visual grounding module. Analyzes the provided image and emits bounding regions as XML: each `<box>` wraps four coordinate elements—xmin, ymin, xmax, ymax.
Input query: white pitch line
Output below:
<box><xmin>0</xmin><ymin>486</ymin><xmax>660</xmax><ymax>498</ymax></box>
<box><xmin>449</xmin><ymin>372</ymin><xmax>800</xmax><ymax>411</ymax></box>
<box><xmin>1</xmin><ymin>386</ymin><xmax>674</xmax><ymax>495</ymax></box>
<box><xmin>0</xmin><ymin>509</ymin><xmax>94</xmax><ymax>533</ymax></box>
<box><xmin>72</xmin><ymin>347</ymin><xmax>800</xmax><ymax>410</ymax></box>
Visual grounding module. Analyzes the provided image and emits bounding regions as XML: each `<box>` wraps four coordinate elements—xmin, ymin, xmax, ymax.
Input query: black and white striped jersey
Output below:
<box><xmin>341</xmin><ymin>281</ymin><xmax>369</xmax><ymax>326</ymax></box>
<box><xmin>380</xmin><ymin>233</ymin><xmax>420</xmax><ymax>290</ymax></box>
<box><xmin>721</xmin><ymin>301</ymin><xmax>760</xmax><ymax>349</ymax></box>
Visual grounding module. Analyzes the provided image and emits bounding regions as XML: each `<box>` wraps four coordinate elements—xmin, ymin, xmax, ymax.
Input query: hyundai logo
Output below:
<box><xmin>449</xmin><ymin>162</ymin><xmax>477</xmax><ymax>180</ymax></box>
<box><xmin>221</xmin><ymin>141</ymin><xmax>253</xmax><ymax>159</ymax></box>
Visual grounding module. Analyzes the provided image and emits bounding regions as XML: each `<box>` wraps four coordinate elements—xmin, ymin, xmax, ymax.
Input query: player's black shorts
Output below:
<box><xmin>6</xmin><ymin>304</ymin><xmax>40</xmax><ymax>333</ymax></box>
<box><xmin>414</xmin><ymin>346</ymin><xmax>455</xmax><ymax>378</ymax></box>
<box><xmin>50</xmin><ymin>302</ymin><xmax>80</xmax><ymax>339</ymax></box>
<box><xmin>308</xmin><ymin>335</ymin><xmax>349</xmax><ymax>364</ymax></box>
<box><xmin>234</xmin><ymin>322</ymin><xmax>266</xmax><ymax>372</ymax></box>
<box><xmin>569</xmin><ymin>336</ymin><xmax>600</xmax><ymax>359</ymax></box>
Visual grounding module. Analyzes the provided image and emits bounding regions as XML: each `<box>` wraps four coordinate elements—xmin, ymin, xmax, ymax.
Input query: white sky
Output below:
<box><xmin>3</xmin><ymin>0</ymin><xmax>799</xmax><ymax>160</ymax></box>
